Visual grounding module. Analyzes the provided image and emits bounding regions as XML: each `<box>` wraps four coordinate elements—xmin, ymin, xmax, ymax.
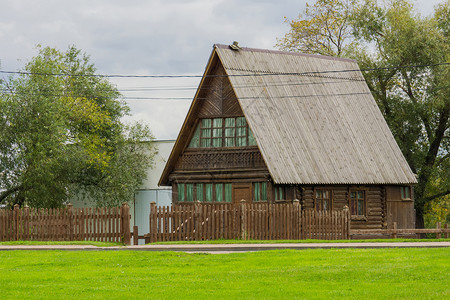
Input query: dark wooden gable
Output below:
<box><xmin>159</xmin><ymin>49</ymin><xmax>269</xmax><ymax>185</ymax></box>
<box><xmin>197</xmin><ymin>60</ymin><xmax>243</xmax><ymax>118</ymax></box>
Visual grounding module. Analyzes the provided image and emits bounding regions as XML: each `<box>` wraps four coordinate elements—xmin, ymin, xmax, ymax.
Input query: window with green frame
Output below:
<box><xmin>177</xmin><ymin>183</ymin><xmax>232</xmax><ymax>203</ymax></box>
<box><xmin>177</xmin><ymin>183</ymin><xmax>195</xmax><ymax>202</ymax></box>
<box><xmin>188</xmin><ymin>117</ymin><xmax>257</xmax><ymax>148</ymax></box>
<box><xmin>400</xmin><ymin>186</ymin><xmax>411</xmax><ymax>200</ymax></box>
<box><xmin>253</xmin><ymin>182</ymin><xmax>268</xmax><ymax>202</ymax></box>
<box><xmin>274</xmin><ymin>185</ymin><xmax>285</xmax><ymax>201</ymax></box>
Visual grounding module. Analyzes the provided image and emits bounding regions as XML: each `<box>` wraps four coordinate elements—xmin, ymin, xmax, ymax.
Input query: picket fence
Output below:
<box><xmin>0</xmin><ymin>203</ymin><xmax>131</xmax><ymax>244</ymax></box>
<box><xmin>146</xmin><ymin>201</ymin><xmax>350</xmax><ymax>242</ymax></box>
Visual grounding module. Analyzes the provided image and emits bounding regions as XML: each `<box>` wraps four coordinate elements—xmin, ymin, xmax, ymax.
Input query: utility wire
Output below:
<box><xmin>0</xmin><ymin>78</ymin><xmax>365</xmax><ymax>95</ymax></box>
<box><xmin>0</xmin><ymin>77</ymin><xmax>441</xmax><ymax>101</ymax></box>
<box><xmin>0</xmin><ymin>62</ymin><xmax>448</xmax><ymax>79</ymax></box>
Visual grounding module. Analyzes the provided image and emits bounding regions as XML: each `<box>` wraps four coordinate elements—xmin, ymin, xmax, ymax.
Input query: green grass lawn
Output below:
<box><xmin>0</xmin><ymin>248</ymin><xmax>449</xmax><ymax>299</ymax></box>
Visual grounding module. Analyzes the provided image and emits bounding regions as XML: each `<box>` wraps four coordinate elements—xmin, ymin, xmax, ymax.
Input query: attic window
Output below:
<box><xmin>189</xmin><ymin>117</ymin><xmax>257</xmax><ymax>148</ymax></box>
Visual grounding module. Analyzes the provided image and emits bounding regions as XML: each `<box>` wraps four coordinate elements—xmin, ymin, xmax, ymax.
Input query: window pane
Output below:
<box><xmin>405</xmin><ymin>187</ymin><xmax>410</xmax><ymax>198</ymax></box>
<box><xmin>215</xmin><ymin>184</ymin><xmax>223</xmax><ymax>202</ymax></box>
<box><xmin>213</xmin><ymin>118</ymin><xmax>222</xmax><ymax>128</ymax></box>
<box><xmin>225</xmin><ymin>128</ymin><xmax>235</xmax><ymax>137</ymax></box>
<box><xmin>275</xmin><ymin>186</ymin><xmax>284</xmax><ymax>201</ymax></box>
<box><xmin>261</xmin><ymin>183</ymin><xmax>267</xmax><ymax>201</ymax></box>
<box><xmin>196</xmin><ymin>183</ymin><xmax>203</xmax><ymax>202</ymax></box>
<box><xmin>237</xmin><ymin>126</ymin><xmax>246</xmax><ymax>137</ymax></box>
<box><xmin>237</xmin><ymin>117</ymin><xmax>246</xmax><ymax>126</ymax></box>
<box><xmin>323</xmin><ymin>199</ymin><xmax>329</xmax><ymax>210</ymax></box>
<box><xmin>202</xmin><ymin>119</ymin><xmax>211</xmax><ymax>128</ymax></box>
<box><xmin>205</xmin><ymin>184</ymin><xmax>213</xmax><ymax>202</ymax></box>
<box><xmin>323</xmin><ymin>191</ymin><xmax>329</xmax><ymax>199</ymax></box>
<box><xmin>213</xmin><ymin>138</ymin><xmax>222</xmax><ymax>147</ymax></box>
<box><xmin>350</xmin><ymin>200</ymin><xmax>356</xmax><ymax>215</ymax></box>
<box><xmin>201</xmin><ymin>128</ymin><xmax>211</xmax><ymax>138</ymax></box>
<box><xmin>225</xmin><ymin>184</ymin><xmax>232</xmax><ymax>202</ymax></box>
<box><xmin>357</xmin><ymin>200</ymin><xmax>364</xmax><ymax>215</ymax></box>
<box><xmin>316</xmin><ymin>190</ymin><xmax>322</xmax><ymax>199</ymax></box>
<box><xmin>188</xmin><ymin>124</ymin><xmax>201</xmax><ymax>148</ymax></box>
<box><xmin>400</xmin><ymin>187</ymin><xmax>405</xmax><ymax>199</ymax></box>
<box><xmin>350</xmin><ymin>192</ymin><xmax>356</xmax><ymax>199</ymax></box>
<box><xmin>225</xmin><ymin>137</ymin><xmax>235</xmax><ymax>147</ymax></box>
<box><xmin>225</xmin><ymin>118</ymin><xmax>235</xmax><ymax>127</ymax></box>
<box><xmin>178</xmin><ymin>184</ymin><xmax>185</xmax><ymax>202</ymax></box>
<box><xmin>237</xmin><ymin>137</ymin><xmax>247</xmax><ymax>147</ymax></box>
<box><xmin>186</xmin><ymin>184</ymin><xmax>194</xmax><ymax>202</ymax></box>
<box><xmin>248</xmin><ymin>128</ymin><xmax>257</xmax><ymax>146</ymax></box>
<box><xmin>213</xmin><ymin>128</ymin><xmax>222</xmax><ymax>137</ymax></box>
<box><xmin>357</xmin><ymin>191</ymin><xmax>364</xmax><ymax>199</ymax></box>
<box><xmin>254</xmin><ymin>183</ymin><xmax>260</xmax><ymax>201</ymax></box>
<box><xmin>201</xmin><ymin>138</ymin><xmax>210</xmax><ymax>148</ymax></box>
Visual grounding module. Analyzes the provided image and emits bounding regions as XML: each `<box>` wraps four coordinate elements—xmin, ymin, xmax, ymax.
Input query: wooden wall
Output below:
<box><xmin>385</xmin><ymin>185</ymin><xmax>415</xmax><ymax>229</ymax></box>
<box><xmin>297</xmin><ymin>185</ymin><xmax>386</xmax><ymax>229</ymax></box>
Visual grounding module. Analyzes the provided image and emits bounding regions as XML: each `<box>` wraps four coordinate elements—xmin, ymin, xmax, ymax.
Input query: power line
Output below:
<box><xmin>0</xmin><ymin>62</ymin><xmax>448</xmax><ymax>79</ymax></box>
<box><xmin>0</xmin><ymin>78</ymin><xmax>366</xmax><ymax>96</ymax></box>
<box><xmin>0</xmin><ymin>75</ymin><xmax>442</xmax><ymax>101</ymax></box>
<box><xmin>0</xmin><ymin>89</ymin><xmax>372</xmax><ymax>101</ymax></box>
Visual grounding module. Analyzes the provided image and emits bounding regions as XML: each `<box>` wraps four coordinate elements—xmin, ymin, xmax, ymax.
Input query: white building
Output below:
<box><xmin>71</xmin><ymin>140</ymin><xmax>175</xmax><ymax>241</ymax></box>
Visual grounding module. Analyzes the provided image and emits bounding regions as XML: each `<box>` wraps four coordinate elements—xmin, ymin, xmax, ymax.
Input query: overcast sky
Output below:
<box><xmin>0</xmin><ymin>0</ymin><xmax>443</xmax><ymax>140</ymax></box>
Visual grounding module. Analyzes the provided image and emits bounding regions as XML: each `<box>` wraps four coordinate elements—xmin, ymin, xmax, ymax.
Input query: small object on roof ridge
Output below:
<box><xmin>229</xmin><ymin>41</ymin><xmax>241</xmax><ymax>51</ymax></box>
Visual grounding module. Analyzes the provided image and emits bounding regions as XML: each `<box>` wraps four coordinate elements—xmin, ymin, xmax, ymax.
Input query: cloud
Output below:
<box><xmin>1</xmin><ymin>0</ymin><xmax>440</xmax><ymax>139</ymax></box>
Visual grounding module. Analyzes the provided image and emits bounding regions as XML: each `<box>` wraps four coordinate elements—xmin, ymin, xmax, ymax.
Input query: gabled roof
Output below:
<box><xmin>159</xmin><ymin>44</ymin><xmax>417</xmax><ymax>186</ymax></box>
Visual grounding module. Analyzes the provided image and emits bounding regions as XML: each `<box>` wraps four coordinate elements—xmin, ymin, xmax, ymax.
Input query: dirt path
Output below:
<box><xmin>1</xmin><ymin>242</ymin><xmax>449</xmax><ymax>253</ymax></box>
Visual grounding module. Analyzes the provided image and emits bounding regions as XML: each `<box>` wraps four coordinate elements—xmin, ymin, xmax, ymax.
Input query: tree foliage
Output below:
<box><xmin>277</xmin><ymin>0</ymin><xmax>449</xmax><ymax>227</ymax></box>
<box><xmin>276</xmin><ymin>0</ymin><xmax>357</xmax><ymax>56</ymax></box>
<box><xmin>0</xmin><ymin>46</ymin><xmax>155</xmax><ymax>208</ymax></box>
<box><xmin>351</xmin><ymin>0</ymin><xmax>449</xmax><ymax>227</ymax></box>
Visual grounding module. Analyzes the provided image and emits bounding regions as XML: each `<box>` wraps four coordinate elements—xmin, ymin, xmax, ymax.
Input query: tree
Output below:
<box><xmin>277</xmin><ymin>0</ymin><xmax>449</xmax><ymax>227</ymax></box>
<box><xmin>350</xmin><ymin>0</ymin><xmax>449</xmax><ymax>228</ymax></box>
<box><xmin>0</xmin><ymin>46</ymin><xmax>155</xmax><ymax>208</ymax></box>
<box><xmin>276</xmin><ymin>0</ymin><xmax>357</xmax><ymax>56</ymax></box>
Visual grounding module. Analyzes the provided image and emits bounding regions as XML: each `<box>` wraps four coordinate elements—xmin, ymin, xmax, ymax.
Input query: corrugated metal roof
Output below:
<box><xmin>215</xmin><ymin>44</ymin><xmax>417</xmax><ymax>185</ymax></box>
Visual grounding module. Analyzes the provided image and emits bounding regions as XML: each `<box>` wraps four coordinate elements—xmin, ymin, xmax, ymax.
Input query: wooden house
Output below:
<box><xmin>159</xmin><ymin>44</ymin><xmax>417</xmax><ymax>230</ymax></box>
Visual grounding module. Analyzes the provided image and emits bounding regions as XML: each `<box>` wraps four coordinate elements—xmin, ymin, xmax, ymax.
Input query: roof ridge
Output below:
<box><xmin>214</xmin><ymin>44</ymin><xmax>356</xmax><ymax>63</ymax></box>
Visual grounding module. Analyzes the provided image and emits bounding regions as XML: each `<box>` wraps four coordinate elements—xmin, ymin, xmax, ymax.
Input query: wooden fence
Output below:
<box><xmin>0</xmin><ymin>203</ymin><xmax>131</xmax><ymax>244</ymax></box>
<box><xmin>350</xmin><ymin>222</ymin><xmax>450</xmax><ymax>239</ymax></box>
<box><xmin>147</xmin><ymin>201</ymin><xmax>350</xmax><ymax>242</ymax></box>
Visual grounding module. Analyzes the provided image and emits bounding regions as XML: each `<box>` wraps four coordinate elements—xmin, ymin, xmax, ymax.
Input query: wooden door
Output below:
<box><xmin>232</xmin><ymin>183</ymin><xmax>252</xmax><ymax>204</ymax></box>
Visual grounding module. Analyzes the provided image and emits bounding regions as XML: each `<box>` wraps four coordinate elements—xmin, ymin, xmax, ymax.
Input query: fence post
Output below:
<box><xmin>23</xmin><ymin>205</ymin><xmax>30</xmax><ymax>241</ymax></box>
<box><xmin>436</xmin><ymin>222</ymin><xmax>441</xmax><ymax>239</ymax></box>
<box><xmin>67</xmin><ymin>203</ymin><xmax>73</xmax><ymax>241</ymax></box>
<box><xmin>391</xmin><ymin>222</ymin><xmax>397</xmax><ymax>239</ymax></box>
<box><xmin>445</xmin><ymin>224</ymin><xmax>449</xmax><ymax>239</ymax></box>
<box><xmin>293</xmin><ymin>199</ymin><xmax>301</xmax><ymax>240</ymax></box>
<box><xmin>133</xmin><ymin>225</ymin><xmax>139</xmax><ymax>245</ymax></box>
<box><xmin>13</xmin><ymin>204</ymin><xmax>20</xmax><ymax>241</ymax></box>
<box><xmin>240</xmin><ymin>200</ymin><xmax>247</xmax><ymax>240</ymax></box>
<box><xmin>194</xmin><ymin>201</ymin><xmax>201</xmax><ymax>241</ymax></box>
<box><xmin>121</xmin><ymin>202</ymin><xmax>131</xmax><ymax>245</ymax></box>
<box><xmin>343</xmin><ymin>206</ymin><xmax>350</xmax><ymax>240</ymax></box>
<box><xmin>149</xmin><ymin>202</ymin><xmax>157</xmax><ymax>243</ymax></box>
